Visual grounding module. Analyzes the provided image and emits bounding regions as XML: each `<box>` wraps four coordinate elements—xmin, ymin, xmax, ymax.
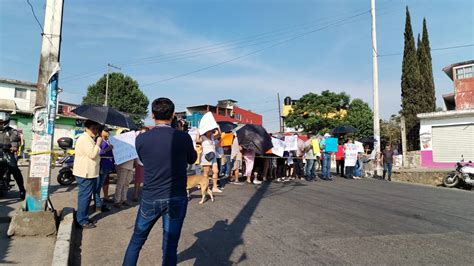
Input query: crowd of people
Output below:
<box><xmin>67</xmin><ymin>97</ymin><xmax>398</xmax><ymax>265</ymax></box>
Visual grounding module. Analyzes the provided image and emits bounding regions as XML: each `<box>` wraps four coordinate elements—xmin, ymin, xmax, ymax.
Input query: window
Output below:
<box><xmin>236</xmin><ymin>114</ymin><xmax>241</xmax><ymax>121</ymax></box>
<box><xmin>456</xmin><ymin>65</ymin><xmax>473</xmax><ymax>80</ymax></box>
<box><xmin>57</xmin><ymin>105</ymin><xmax>64</xmax><ymax>114</ymax></box>
<box><xmin>15</xmin><ymin>88</ymin><xmax>27</xmax><ymax>99</ymax></box>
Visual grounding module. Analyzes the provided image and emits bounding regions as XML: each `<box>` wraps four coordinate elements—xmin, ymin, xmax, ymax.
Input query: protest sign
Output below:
<box><xmin>188</xmin><ymin>127</ymin><xmax>198</xmax><ymax>148</ymax></box>
<box><xmin>311</xmin><ymin>139</ymin><xmax>321</xmax><ymax>155</ymax></box>
<box><xmin>110</xmin><ymin>131</ymin><xmax>138</xmax><ymax>165</ymax></box>
<box><xmin>355</xmin><ymin>141</ymin><xmax>365</xmax><ymax>153</ymax></box>
<box><xmin>284</xmin><ymin>135</ymin><xmax>298</xmax><ymax>151</ymax></box>
<box><xmin>199</xmin><ymin>112</ymin><xmax>219</xmax><ymax>134</ymax></box>
<box><xmin>271</xmin><ymin>137</ymin><xmax>285</xmax><ymax>157</ymax></box>
<box><xmin>344</xmin><ymin>143</ymin><xmax>359</xmax><ymax>167</ymax></box>
<box><xmin>324</xmin><ymin>137</ymin><xmax>338</xmax><ymax>153</ymax></box>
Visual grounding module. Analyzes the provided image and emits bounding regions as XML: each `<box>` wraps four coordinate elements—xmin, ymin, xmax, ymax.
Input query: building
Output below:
<box><xmin>0</xmin><ymin>77</ymin><xmax>84</xmax><ymax>151</ymax></box>
<box><xmin>184</xmin><ymin>99</ymin><xmax>262</xmax><ymax>128</ymax></box>
<box><xmin>418</xmin><ymin>60</ymin><xmax>474</xmax><ymax>168</ymax></box>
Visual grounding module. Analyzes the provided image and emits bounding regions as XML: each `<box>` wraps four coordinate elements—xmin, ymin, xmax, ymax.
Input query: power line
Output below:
<box><xmin>26</xmin><ymin>0</ymin><xmax>43</xmax><ymax>32</ymax></box>
<box><xmin>378</xmin><ymin>44</ymin><xmax>474</xmax><ymax>57</ymax></box>
<box><xmin>141</xmin><ymin>10</ymin><xmax>370</xmax><ymax>87</ymax></box>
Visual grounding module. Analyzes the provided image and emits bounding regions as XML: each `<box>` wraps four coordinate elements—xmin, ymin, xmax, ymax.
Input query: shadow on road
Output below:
<box><xmin>0</xmin><ymin>196</ymin><xmax>17</xmax><ymax>264</ymax></box>
<box><xmin>178</xmin><ymin>182</ymin><xmax>270</xmax><ymax>265</ymax></box>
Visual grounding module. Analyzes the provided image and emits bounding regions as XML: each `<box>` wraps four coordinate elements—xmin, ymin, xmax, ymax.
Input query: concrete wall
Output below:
<box><xmin>454</xmin><ymin>75</ymin><xmax>474</xmax><ymax>110</ymax></box>
<box><xmin>0</xmin><ymin>82</ymin><xmax>36</xmax><ymax>113</ymax></box>
<box><xmin>419</xmin><ymin>114</ymin><xmax>474</xmax><ymax>168</ymax></box>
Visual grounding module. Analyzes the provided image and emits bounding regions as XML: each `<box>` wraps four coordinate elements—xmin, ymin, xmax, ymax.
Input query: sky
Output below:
<box><xmin>1</xmin><ymin>0</ymin><xmax>473</xmax><ymax>131</ymax></box>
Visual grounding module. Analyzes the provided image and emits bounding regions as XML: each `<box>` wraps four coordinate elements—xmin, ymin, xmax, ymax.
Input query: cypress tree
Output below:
<box><xmin>421</xmin><ymin>18</ymin><xmax>436</xmax><ymax>111</ymax></box>
<box><xmin>401</xmin><ymin>7</ymin><xmax>422</xmax><ymax>150</ymax></box>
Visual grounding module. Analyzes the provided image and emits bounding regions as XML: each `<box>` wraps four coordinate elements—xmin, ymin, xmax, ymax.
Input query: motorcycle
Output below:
<box><xmin>56</xmin><ymin>137</ymin><xmax>75</xmax><ymax>186</ymax></box>
<box><xmin>443</xmin><ymin>156</ymin><xmax>474</xmax><ymax>188</ymax></box>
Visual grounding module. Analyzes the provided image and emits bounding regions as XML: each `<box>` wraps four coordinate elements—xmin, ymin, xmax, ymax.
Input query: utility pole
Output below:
<box><xmin>371</xmin><ymin>0</ymin><xmax>381</xmax><ymax>175</ymax></box>
<box><xmin>104</xmin><ymin>63</ymin><xmax>121</xmax><ymax>106</ymax></box>
<box><xmin>277</xmin><ymin>93</ymin><xmax>283</xmax><ymax>132</ymax></box>
<box><xmin>27</xmin><ymin>0</ymin><xmax>64</xmax><ymax>212</ymax></box>
<box><xmin>401</xmin><ymin>116</ymin><xmax>407</xmax><ymax>167</ymax></box>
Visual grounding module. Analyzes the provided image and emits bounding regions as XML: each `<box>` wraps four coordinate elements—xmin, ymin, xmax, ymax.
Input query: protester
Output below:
<box><xmin>286</xmin><ymin>151</ymin><xmax>295</xmax><ymax>180</ymax></box>
<box><xmin>133</xmin><ymin>127</ymin><xmax>149</xmax><ymax>202</ymax></box>
<box><xmin>215</xmin><ymin>134</ymin><xmax>224</xmax><ymax>177</ymax></box>
<box><xmin>335</xmin><ymin>140</ymin><xmax>345</xmax><ymax>178</ymax></box>
<box><xmin>197</xmin><ymin>129</ymin><xmax>222</xmax><ymax>193</ymax></box>
<box><xmin>320</xmin><ymin>133</ymin><xmax>333</xmax><ymax>181</ymax></box>
<box><xmin>114</xmin><ymin>129</ymin><xmax>135</xmax><ymax>208</ymax></box>
<box><xmin>220</xmin><ymin>131</ymin><xmax>234</xmax><ymax>178</ymax></box>
<box><xmin>95</xmin><ymin>126</ymin><xmax>113</xmax><ymax>212</ymax></box>
<box><xmin>381</xmin><ymin>144</ymin><xmax>395</xmax><ymax>181</ymax></box>
<box><xmin>230</xmin><ymin>135</ymin><xmax>243</xmax><ymax>184</ymax></box>
<box><xmin>123</xmin><ymin>98</ymin><xmax>197</xmax><ymax>265</ymax></box>
<box><xmin>344</xmin><ymin>139</ymin><xmax>355</xmax><ymax>179</ymax></box>
<box><xmin>243</xmin><ymin>149</ymin><xmax>260</xmax><ymax>184</ymax></box>
<box><xmin>294</xmin><ymin>136</ymin><xmax>305</xmax><ymax>180</ymax></box>
<box><xmin>73</xmin><ymin>119</ymin><xmax>102</xmax><ymax>229</ymax></box>
<box><xmin>304</xmin><ymin>134</ymin><xmax>317</xmax><ymax>182</ymax></box>
<box><xmin>0</xmin><ymin>111</ymin><xmax>26</xmax><ymax>200</ymax></box>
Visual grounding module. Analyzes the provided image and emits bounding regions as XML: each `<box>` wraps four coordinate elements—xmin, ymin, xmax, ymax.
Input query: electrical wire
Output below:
<box><xmin>378</xmin><ymin>44</ymin><xmax>474</xmax><ymax>57</ymax></box>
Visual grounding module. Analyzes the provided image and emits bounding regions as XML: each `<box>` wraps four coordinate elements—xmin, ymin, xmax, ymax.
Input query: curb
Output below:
<box><xmin>52</xmin><ymin>207</ymin><xmax>75</xmax><ymax>266</ymax></box>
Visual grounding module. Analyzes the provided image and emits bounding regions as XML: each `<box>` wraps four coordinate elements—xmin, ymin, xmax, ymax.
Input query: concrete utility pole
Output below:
<box><xmin>27</xmin><ymin>0</ymin><xmax>64</xmax><ymax>212</ymax></box>
<box><xmin>277</xmin><ymin>93</ymin><xmax>283</xmax><ymax>132</ymax></box>
<box><xmin>371</xmin><ymin>0</ymin><xmax>381</xmax><ymax>173</ymax></box>
<box><xmin>104</xmin><ymin>63</ymin><xmax>121</xmax><ymax>106</ymax></box>
<box><xmin>401</xmin><ymin>116</ymin><xmax>408</xmax><ymax>167</ymax></box>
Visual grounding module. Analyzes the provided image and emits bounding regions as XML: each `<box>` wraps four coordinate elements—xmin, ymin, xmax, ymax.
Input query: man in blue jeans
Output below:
<box><xmin>320</xmin><ymin>133</ymin><xmax>333</xmax><ymax>181</ymax></box>
<box><xmin>123</xmin><ymin>98</ymin><xmax>197</xmax><ymax>266</ymax></box>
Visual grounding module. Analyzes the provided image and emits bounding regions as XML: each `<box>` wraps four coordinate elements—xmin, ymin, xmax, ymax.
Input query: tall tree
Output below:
<box><xmin>83</xmin><ymin>73</ymin><xmax>149</xmax><ymax>126</ymax></box>
<box><xmin>420</xmin><ymin>18</ymin><xmax>436</xmax><ymax>112</ymax></box>
<box><xmin>284</xmin><ymin>90</ymin><xmax>350</xmax><ymax>133</ymax></box>
<box><xmin>344</xmin><ymin>99</ymin><xmax>374</xmax><ymax>140</ymax></box>
<box><xmin>401</xmin><ymin>7</ymin><xmax>423</xmax><ymax>150</ymax></box>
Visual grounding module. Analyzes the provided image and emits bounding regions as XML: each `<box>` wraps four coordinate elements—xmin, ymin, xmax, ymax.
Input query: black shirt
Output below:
<box><xmin>136</xmin><ymin>126</ymin><xmax>197</xmax><ymax>200</ymax></box>
<box><xmin>382</xmin><ymin>150</ymin><xmax>394</xmax><ymax>164</ymax></box>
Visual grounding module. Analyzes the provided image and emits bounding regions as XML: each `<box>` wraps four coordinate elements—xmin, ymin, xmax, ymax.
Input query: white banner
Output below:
<box><xmin>271</xmin><ymin>137</ymin><xmax>286</xmax><ymax>157</ymax></box>
<box><xmin>199</xmin><ymin>112</ymin><xmax>219</xmax><ymax>135</ymax></box>
<box><xmin>344</xmin><ymin>143</ymin><xmax>359</xmax><ymax>167</ymax></box>
<box><xmin>284</xmin><ymin>135</ymin><xmax>298</xmax><ymax>151</ymax></box>
<box><xmin>110</xmin><ymin>131</ymin><xmax>138</xmax><ymax>165</ymax></box>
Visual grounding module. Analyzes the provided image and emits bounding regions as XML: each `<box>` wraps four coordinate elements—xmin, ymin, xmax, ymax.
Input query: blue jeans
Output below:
<box><xmin>123</xmin><ymin>197</ymin><xmax>188</xmax><ymax>266</ymax></box>
<box><xmin>304</xmin><ymin>159</ymin><xmax>315</xmax><ymax>179</ymax></box>
<box><xmin>76</xmin><ymin>176</ymin><xmax>96</xmax><ymax>226</ymax></box>
<box><xmin>322</xmin><ymin>153</ymin><xmax>332</xmax><ymax>179</ymax></box>
<box><xmin>222</xmin><ymin>155</ymin><xmax>232</xmax><ymax>177</ymax></box>
<box><xmin>94</xmin><ymin>171</ymin><xmax>108</xmax><ymax>208</ymax></box>
<box><xmin>383</xmin><ymin>163</ymin><xmax>393</xmax><ymax>178</ymax></box>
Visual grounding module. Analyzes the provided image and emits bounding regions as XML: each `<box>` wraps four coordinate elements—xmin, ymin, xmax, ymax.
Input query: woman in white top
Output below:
<box><xmin>197</xmin><ymin>129</ymin><xmax>222</xmax><ymax>193</ymax></box>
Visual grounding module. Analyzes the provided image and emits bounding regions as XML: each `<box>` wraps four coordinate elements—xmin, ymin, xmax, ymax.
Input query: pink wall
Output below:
<box><xmin>421</xmin><ymin>150</ymin><xmax>456</xmax><ymax>168</ymax></box>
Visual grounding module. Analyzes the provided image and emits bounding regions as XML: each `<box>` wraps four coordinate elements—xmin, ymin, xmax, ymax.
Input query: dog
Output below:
<box><xmin>187</xmin><ymin>175</ymin><xmax>214</xmax><ymax>204</ymax></box>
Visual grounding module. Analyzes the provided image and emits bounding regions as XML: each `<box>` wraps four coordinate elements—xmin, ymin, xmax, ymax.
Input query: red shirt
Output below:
<box><xmin>335</xmin><ymin>145</ymin><xmax>344</xmax><ymax>160</ymax></box>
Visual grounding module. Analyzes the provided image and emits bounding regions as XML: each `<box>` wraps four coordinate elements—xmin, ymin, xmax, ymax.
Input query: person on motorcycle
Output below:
<box><xmin>0</xmin><ymin>111</ymin><xmax>26</xmax><ymax>200</ymax></box>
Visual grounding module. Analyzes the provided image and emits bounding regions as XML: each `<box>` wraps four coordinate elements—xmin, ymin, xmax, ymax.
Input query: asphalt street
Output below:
<box><xmin>71</xmin><ymin>176</ymin><xmax>474</xmax><ymax>265</ymax></box>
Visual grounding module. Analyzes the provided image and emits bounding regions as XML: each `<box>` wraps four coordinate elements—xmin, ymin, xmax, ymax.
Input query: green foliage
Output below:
<box><xmin>401</xmin><ymin>7</ymin><xmax>423</xmax><ymax>151</ymax></box>
<box><xmin>344</xmin><ymin>99</ymin><xmax>373</xmax><ymax>139</ymax></box>
<box><xmin>83</xmin><ymin>73</ymin><xmax>149</xmax><ymax>126</ymax></box>
<box><xmin>284</xmin><ymin>90</ymin><xmax>350</xmax><ymax>134</ymax></box>
<box><xmin>419</xmin><ymin>18</ymin><xmax>436</xmax><ymax>112</ymax></box>
<box><xmin>381</xmin><ymin>114</ymin><xmax>401</xmax><ymax>146</ymax></box>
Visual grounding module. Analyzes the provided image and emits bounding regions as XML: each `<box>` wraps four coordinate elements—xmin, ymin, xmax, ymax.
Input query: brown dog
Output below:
<box><xmin>187</xmin><ymin>175</ymin><xmax>214</xmax><ymax>204</ymax></box>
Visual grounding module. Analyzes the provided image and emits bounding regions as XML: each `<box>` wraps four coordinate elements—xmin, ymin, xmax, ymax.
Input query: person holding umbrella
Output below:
<box><xmin>73</xmin><ymin>120</ymin><xmax>103</xmax><ymax>229</ymax></box>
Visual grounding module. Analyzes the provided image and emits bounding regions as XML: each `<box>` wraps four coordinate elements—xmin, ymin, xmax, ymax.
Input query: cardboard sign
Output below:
<box><xmin>284</xmin><ymin>135</ymin><xmax>298</xmax><ymax>151</ymax></box>
<box><xmin>324</xmin><ymin>137</ymin><xmax>338</xmax><ymax>153</ymax></box>
<box><xmin>271</xmin><ymin>137</ymin><xmax>285</xmax><ymax>157</ymax></box>
<box><xmin>344</xmin><ymin>143</ymin><xmax>359</xmax><ymax>167</ymax></box>
<box><xmin>311</xmin><ymin>139</ymin><xmax>321</xmax><ymax>155</ymax></box>
<box><xmin>199</xmin><ymin>112</ymin><xmax>219</xmax><ymax>135</ymax></box>
<box><xmin>110</xmin><ymin>131</ymin><xmax>138</xmax><ymax>165</ymax></box>
<box><xmin>188</xmin><ymin>128</ymin><xmax>198</xmax><ymax>148</ymax></box>
<box><xmin>355</xmin><ymin>141</ymin><xmax>364</xmax><ymax>153</ymax></box>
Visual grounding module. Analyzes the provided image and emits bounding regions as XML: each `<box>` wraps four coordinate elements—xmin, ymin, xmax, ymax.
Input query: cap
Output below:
<box><xmin>324</xmin><ymin>133</ymin><xmax>331</xmax><ymax>137</ymax></box>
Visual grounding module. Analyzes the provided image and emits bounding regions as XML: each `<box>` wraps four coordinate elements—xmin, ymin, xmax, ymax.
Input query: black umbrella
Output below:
<box><xmin>217</xmin><ymin>121</ymin><xmax>237</xmax><ymax>132</ymax></box>
<box><xmin>330</xmin><ymin>125</ymin><xmax>357</xmax><ymax>135</ymax></box>
<box><xmin>72</xmin><ymin>105</ymin><xmax>138</xmax><ymax>130</ymax></box>
<box><xmin>236</xmin><ymin>124</ymin><xmax>273</xmax><ymax>155</ymax></box>
<box><xmin>359</xmin><ymin>137</ymin><xmax>377</xmax><ymax>143</ymax></box>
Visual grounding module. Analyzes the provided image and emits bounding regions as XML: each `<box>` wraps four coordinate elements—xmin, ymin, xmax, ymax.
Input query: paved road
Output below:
<box><xmin>70</xmin><ymin>177</ymin><xmax>474</xmax><ymax>265</ymax></box>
